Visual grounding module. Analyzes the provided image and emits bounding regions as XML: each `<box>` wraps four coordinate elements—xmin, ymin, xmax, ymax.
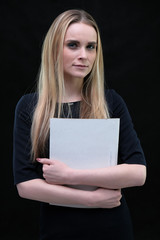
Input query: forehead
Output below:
<box><xmin>64</xmin><ymin>22</ymin><xmax>97</xmax><ymax>42</ymax></box>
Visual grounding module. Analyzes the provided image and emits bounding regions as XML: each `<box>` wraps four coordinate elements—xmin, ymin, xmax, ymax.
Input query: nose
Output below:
<box><xmin>78</xmin><ymin>47</ymin><xmax>87</xmax><ymax>60</ymax></box>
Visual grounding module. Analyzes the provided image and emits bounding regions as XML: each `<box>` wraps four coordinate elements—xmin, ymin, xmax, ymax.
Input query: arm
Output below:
<box><xmin>17</xmin><ymin>178</ymin><xmax>91</xmax><ymax>206</ymax></box>
<box><xmin>71</xmin><ymin>163</ymin><xmax>146</xmax><ymax>189</ymax></box>
<box><xmin>16</xmin><ymin>178</ymin><xmax>122</xmax><ymax>208</ymax></box>
<box><xmin>38</xmin><ymin>158</ymin><xmax>146</xmax><ymax>189</ymax></box>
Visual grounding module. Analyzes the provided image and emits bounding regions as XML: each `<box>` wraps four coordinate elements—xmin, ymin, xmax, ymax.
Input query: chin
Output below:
<box><xmin>70</xmin><ymin>74</ymin><xmax>86</xmax><ymax>79</ymax></box>
<box><xmin>74</xmin><ymin>71</ymin><xmax>89</xmax><ymax>79</ymax></box>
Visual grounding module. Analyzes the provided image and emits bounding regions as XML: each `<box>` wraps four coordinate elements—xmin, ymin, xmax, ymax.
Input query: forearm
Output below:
<box><xmin>70</xmin><ymin>164</ymin><xmax>146</xmax><ymax>189</ymax></box>
<box><xmin>17</xmin><ymin>178</ymin><xmax>92</xmax><ymax>207</ymax></box>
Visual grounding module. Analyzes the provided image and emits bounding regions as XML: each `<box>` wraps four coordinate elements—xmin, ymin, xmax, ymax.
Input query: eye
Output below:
<box><xmin>67</xmin><ymin>41</ymin><xmax>78</xmax><ymax>49</ymax></box>
<box><xmin>87</xmin><ymin>44</ymin><xmax>97</xmax><ymax>50</ymax></box>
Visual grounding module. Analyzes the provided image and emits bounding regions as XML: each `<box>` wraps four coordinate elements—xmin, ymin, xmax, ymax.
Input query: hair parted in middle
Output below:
<box><xmin>31</xmin><ymin>9</ymin><xmax>110</xmax><ymax>160</ymax></box>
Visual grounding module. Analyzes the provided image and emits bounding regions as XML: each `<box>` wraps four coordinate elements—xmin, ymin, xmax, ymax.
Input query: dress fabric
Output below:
<box><xmin>13</xmin><ymin>89</ymin><xmax>146</xmax><ymax>240</ymax></box>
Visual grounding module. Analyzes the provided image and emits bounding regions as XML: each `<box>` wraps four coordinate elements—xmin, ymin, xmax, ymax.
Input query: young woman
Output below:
<box><xmin>13</xmin><ymin>9</ymin><xmax>146</xmax><ymax>240</ymax></box>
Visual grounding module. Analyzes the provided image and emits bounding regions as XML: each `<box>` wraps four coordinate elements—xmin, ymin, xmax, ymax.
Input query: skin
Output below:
<box><xmin>62</xmin><ymin>22</ymin><xmax>97</xmax><ymax>102</ymax></box>
<box><xmin>17</xmin><ymin>22</ymin><xmax>146</xmax><ymax>208</ymax></box>
<box><xmin>37</xmin><ymin>159</ymin><xmax>146</xmax><ymax>189</ymax></box>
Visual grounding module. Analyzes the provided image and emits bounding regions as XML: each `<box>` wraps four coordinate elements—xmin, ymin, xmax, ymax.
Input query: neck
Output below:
<box><xmin>62</xmin><ymin>76</ymin><xmax>83</xmax><ymax>103</ymax></box>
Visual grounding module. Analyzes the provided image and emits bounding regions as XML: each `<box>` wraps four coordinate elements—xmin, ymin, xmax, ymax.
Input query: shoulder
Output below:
<box><xmin>105</xmin><ymin>89</ymin><xmax>127</xmax><ymax>117</ymax></box>
<box><xmin>15</xmin><ymin>92</ymin><xmax>38</xmax><ymax>121</ymax></box>
<box><xmin>15</xmin><ymin>92</ymin><xmax>37</xmax><ymax>111</ymax></box>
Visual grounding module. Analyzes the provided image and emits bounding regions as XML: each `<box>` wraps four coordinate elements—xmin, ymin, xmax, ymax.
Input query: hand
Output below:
<box><xmin>91</xmin><ymin>188</ymin><xmax>122</xmax><ymax>209</ymax></box>
<box><xmin>37</xmin><ymin>158</ymin><xmax>72</xmax><ymax>185</ymax></box>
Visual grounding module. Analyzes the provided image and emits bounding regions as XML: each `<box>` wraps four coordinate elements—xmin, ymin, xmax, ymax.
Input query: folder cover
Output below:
<box><xmin>49</xmin><ymin>118</ymin><xmax>120</xmax><ymax>207</ymax></box>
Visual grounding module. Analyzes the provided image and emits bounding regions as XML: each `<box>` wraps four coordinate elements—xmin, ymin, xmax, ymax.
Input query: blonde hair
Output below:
<box><xmin>31</xmin><ymin>9</ymin><xmax>110</xmax><ymax>160</ymax></box>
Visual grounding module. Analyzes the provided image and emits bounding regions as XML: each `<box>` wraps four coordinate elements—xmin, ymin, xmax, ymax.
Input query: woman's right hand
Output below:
<box><xmin>90</xmin><ymin>188</ymin><xmax>122</xmax><ymax>208</ymax></box>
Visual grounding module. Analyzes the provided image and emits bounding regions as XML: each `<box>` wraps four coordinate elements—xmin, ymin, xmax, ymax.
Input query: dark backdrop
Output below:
<box><xmin>1</xmin><ymin>1</ymin><xmax>159</xmax><ymax>239</ymax></box>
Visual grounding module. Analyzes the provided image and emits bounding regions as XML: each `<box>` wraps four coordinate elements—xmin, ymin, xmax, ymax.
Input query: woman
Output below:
<box><xmin>13</xmin><ymin>9</ymin><xmax>146</xmax><ymax>239</ymax></box>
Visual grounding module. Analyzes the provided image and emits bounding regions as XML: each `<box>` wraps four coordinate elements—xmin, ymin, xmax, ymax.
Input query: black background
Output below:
<box><xmin>1</xmin><ymin>0</ymin><xmax>159</xmax><ymax>239</ymax></box>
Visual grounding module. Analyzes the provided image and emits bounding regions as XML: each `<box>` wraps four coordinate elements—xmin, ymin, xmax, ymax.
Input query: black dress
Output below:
<box><xmin>13</xmin><ymin>89</ymin><xmax>146</xmax><ymax>240</ymax></box>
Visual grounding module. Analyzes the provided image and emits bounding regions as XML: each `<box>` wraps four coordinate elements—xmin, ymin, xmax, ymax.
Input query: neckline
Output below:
<box><xmin>63</xmin><ymin>101</ymin><xmax>81</xmax><ymax>105</ymax></box>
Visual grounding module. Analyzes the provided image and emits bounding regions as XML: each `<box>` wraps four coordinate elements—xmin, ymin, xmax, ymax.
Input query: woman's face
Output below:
<box><xmin>63</xmin><ymin>22</ymin><xmax>97</xmax><ymax>82</ymax></box>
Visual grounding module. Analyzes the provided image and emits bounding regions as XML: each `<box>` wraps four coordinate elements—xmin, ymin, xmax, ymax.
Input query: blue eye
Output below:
<box><xmin>87</xmin><ymin>44</ymin><xmax>96</xmax><ymax>50</ymax></box>
<box><xmin>67</xmin><ymin>42</ymin><xmax>78</xmax><ymax>49</ymax></box>
<box><xmin>66</xmin><ymin>41</ymin><xmax>97</xmax><ymax>50</ymax></box>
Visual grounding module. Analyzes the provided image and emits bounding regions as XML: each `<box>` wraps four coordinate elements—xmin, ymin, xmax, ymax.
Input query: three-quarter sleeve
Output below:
<box><xmin>13</xmin><ymin>94</ymin><xmax>42</xmax><ymax>185</ymax></box>
<box><xmin>106</xmin><ymin>89</ymin><xmax>146</xmax><ymax>166</ymax></box>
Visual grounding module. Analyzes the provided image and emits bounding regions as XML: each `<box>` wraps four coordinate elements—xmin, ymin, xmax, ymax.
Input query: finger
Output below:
<box><xmin>42</xmin><ymin>164</ymin><xmax>49</xmax><ymax>172</ymax></box>
<box><xmin>36</xmin><ymin>158</ymin><xmax>54</xmax><ymax>165</ymax></box>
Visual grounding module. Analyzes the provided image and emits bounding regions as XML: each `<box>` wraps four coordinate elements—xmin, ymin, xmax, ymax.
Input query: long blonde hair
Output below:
<box><xmin>31</xmin><ymin>9</ymin><xmax>110</xmax><ymax>160</ymax></box>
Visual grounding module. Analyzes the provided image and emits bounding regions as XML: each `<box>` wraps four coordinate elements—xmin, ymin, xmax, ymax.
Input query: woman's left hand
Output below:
<box><xmin>36</xmin><ymin>158</ymin><xmax>73</xmax><ymax>185</ymax></box>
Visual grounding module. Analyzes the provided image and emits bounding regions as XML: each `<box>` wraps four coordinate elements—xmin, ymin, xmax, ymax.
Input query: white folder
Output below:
<box><xmin>49</xmin><ymin>118</ymin><xmax>120</xmax><ymax>207</ymax></box>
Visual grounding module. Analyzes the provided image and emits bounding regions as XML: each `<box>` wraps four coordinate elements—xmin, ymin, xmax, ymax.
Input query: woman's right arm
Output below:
<box><xmin>17</xmin><ymin>179</ymin><xmax>121</xmax><ymax>208</ymax></box>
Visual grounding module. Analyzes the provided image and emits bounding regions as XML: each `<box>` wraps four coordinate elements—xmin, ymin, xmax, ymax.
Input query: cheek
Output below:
<box><xmin>63</xmin><ymin>51</ymin><xmax>69</xmax><ymax>64</ymax></box>
<box><xmin>63</xmin><ymin>55</ymin><xmax>72</xmax><ymax>71</ymax></box>
<box><xmin>63</xmin><ymin>49</ymin><xmax>75</xmax><ymax>64</ymax></box>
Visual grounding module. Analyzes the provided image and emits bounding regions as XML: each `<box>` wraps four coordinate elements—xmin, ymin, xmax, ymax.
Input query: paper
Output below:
<box><xmin>50</xmin><ymin>118</ymin><xmax>119</xmax><ymax>169</ymax></box>
<box><xmin>49</xmin><ymin>118</ymin><xmax>120</xmax><ymax>208</ymax></box>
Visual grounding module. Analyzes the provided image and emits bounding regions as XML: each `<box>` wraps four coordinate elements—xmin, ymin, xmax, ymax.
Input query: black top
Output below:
<box><xmin>13</xmin><ymin>89</ymin><xmax>146</xmax><ymax>240</ymax></box>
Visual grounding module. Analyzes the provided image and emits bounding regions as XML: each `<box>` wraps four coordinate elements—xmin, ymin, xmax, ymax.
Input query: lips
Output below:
<box><xmin>73</xmin><ymin>64</ymin><xmax>88</xmax><ymax>68</ymax></box>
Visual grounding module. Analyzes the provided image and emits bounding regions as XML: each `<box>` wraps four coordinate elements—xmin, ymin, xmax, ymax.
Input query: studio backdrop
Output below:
<box><xmin>1</xmin><ymin>1</ymin><xmax>159</xmax><ymax>239</ymax></box>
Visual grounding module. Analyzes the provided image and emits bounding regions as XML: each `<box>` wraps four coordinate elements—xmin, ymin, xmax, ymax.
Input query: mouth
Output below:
<box><xmin>73</xmin><ymin>64</ymin><xmax>88</xmax><ymax>68</ymax></box>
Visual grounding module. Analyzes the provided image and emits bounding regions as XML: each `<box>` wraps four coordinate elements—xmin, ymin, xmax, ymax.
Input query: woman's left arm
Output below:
<box><xmin>37</xmin><ymin>159</ymin><xmax>146</xmax><ymax>189</ymax></box>
<box><xmin>70</xmin><ymin>163</ymin><xmax>146</xmax><ymax>189</ymax></box>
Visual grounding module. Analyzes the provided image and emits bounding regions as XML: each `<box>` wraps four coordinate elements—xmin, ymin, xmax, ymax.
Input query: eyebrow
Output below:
<box><xmin>65</xmin><ymin>40</ymin><xmax>97</xmax><ymax>45</ymax></box>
